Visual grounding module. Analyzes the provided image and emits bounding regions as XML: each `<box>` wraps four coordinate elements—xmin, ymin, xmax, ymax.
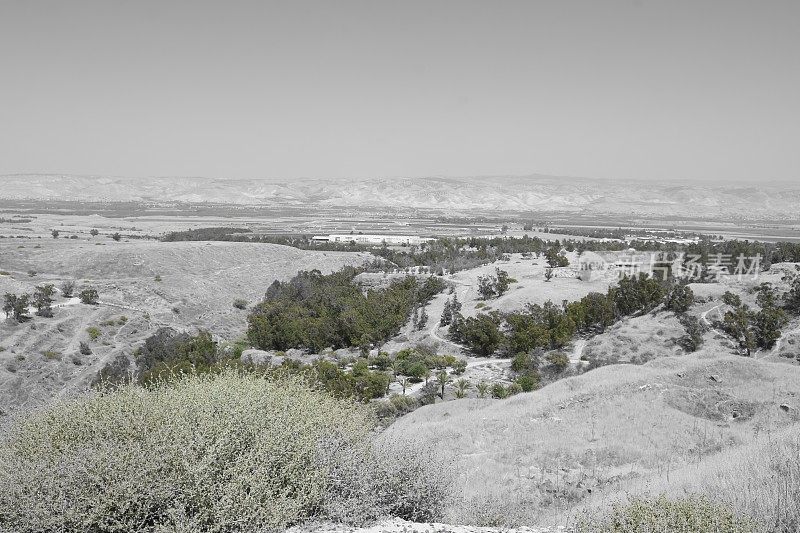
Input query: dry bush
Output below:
<box><xmin>577</xmin><ymin>495</ymin><xmax>756</xmax><ymax>533</ymax></box>
<box><xmin>0</xmin><ymin>371</ymin><xmax>448</xmax><ymax>532</ymax></box>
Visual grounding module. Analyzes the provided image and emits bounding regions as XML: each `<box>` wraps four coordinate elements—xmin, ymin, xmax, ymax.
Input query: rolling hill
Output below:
<box><xmin>2</xmin><ymin>174</ymin><xmax>799</xmax><ymax>220</ymax></box>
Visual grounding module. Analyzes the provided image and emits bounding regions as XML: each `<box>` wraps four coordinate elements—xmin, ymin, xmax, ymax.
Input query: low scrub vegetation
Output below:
<box><xmin>579</xmin><ymin>495</ymin><xmax>755</xmax><ymax>533</ymax></box>
<box><xmin>0</xmin><ymin>372</ymin><xmax>450</xmax><ymax>532</ymax></box>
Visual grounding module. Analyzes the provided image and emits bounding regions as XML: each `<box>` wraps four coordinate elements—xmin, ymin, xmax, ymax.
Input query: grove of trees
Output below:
<box><xmin>247</xmin><ymin>267</ymin><xmax>445</xmax><ymax>352</ymax></box>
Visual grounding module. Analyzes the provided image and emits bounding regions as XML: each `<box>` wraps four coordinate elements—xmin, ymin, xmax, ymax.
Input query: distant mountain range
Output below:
<box><xmin>1</xmin><ymin>174</ymin><xmax>798</xmax><ymax>220</ymax></box>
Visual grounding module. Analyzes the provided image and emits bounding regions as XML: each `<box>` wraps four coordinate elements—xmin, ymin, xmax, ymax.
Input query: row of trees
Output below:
<box><xmin>448</xmin><ymin>275</ymin><xmax>692</xmax><ymax>357</ymax></box>
<box><xmin>3</xmin><ymin>282</ymin><xmax>98</xmax><ymax>322</ymax></box>
<box><xmin>162</xmin><ymin>225</ymin><xmax>800</xmax><ymax>279</ymax></box>
<box><xmin>439</xmin><ymin>294</ymin><xmax>462</xmax><ymax>326</ymax></box>
<box><xmin>51</xmin><ymin>228</ymin><xmax>119</xmax><ymax>240</ymax></box>
<box><xmin>247</xmin><ymin>267</ymin><xmax>445</xmax><ymax>352</ymax></box>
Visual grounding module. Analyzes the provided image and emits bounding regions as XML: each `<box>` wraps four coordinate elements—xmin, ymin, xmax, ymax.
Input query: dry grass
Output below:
<box><xmin>634</xmin><ymin>427</ymin><xmax>800</xmax><ymax>533</ymax></box>
<box><xmin>381</xmin><ymin>354</ymin><xmax>800</xmax><ymax>528</ymax></box>
<box><xmin>583</xmin><ymin>311</ymin><xmax>685</xmax><ymax>365</ymax></box>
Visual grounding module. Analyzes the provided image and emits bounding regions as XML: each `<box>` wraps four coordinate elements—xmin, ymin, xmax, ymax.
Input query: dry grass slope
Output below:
<box><xmin>382</xmin><ymin>353</ymin><xmax>800</xmax><ymax>529</ymax></box>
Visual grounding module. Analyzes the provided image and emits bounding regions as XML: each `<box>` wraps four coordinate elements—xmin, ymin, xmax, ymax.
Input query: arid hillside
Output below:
<box><xmin>0</xmin><ymin>240</ymin><xmax>368</xmax><ymax>416</ymax></box>
<box><xmin>381</xmin><ymin>353</ymin><xmax>800</xmax><ymax>528</ymax></box>
<box><xmin>3</xmin><ymin>174</ymin><xmax>800</xmax><ymax>220</ymax></box>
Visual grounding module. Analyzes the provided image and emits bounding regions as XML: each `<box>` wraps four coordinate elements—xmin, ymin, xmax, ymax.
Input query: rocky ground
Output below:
<box><xmin>291</xmin><ymin>518</ymin><xmax>563</xmax><ymax>533</ymax></box>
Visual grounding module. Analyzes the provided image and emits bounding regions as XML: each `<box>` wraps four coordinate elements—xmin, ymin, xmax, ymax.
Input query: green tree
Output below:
<box><xmin>752</xmin><ymin>306</ymin><xmax>788</xmax><ymax>349</ymax></box>
<box><xmin>722</xmin><ymin>306</ymin><xmax>755</xmax><ymax>356</ymax></box>
<box><xmin>3</xmin><ymin>293</ymin><xmax>30</xmax><ymax>322</ymax></box>
<box><xmin>477</xmin><ymin>275</ymin><xmax>495</xmax><ymax>300</ymax></box>
<box><xmin>459</xmin><ymin>313</ymin><xmax>504</xmax><ymax>356</ymax></box>
<box><xmin>440</xmin><ymin>298</ymin><xmax>453</xmax><ymax>326</ymax></box>
<box><xmin>784</xmin><ymin>273</ymin><xmax>800</xmax><ymax>312</ymax></box>
<box><xmin>722</xmin><ymin>291</ymin><xmax>742</xmax><ymax>308</ymax></box>
<box><xmin>578</xmin><ymin>292</ymin><xmax>615</xmax><ymax>332</ymax></box>
<box><xmin>755</xmin><ymin>282</ymin><xmax>778</xmax><ymax>309</ymax></box>
<box><xmin>435</xmin><ymin>370</ymin><xmax>451</xmax><ymax>399</ymax></box>
<box><xmin>32</xmin><ymin>284</ymin><xmax>55</xmax><ymax>317</ymax></box>
<box><xmin>494</xmin><ymin>268</ymin><xmax>512</xmax><ymax>296</ymax></box>
<box><xmin>79</xmin><ymin>287</ymin><xmax>99</xmax><ymax>305</ymax></box>
<box><xmin>417</xmin><ymin>307</ymin><xmax>429</xmax><ymax>330</ymax></box>
<box><xmin>545</xmin><ymin>247</ymin><xmax>569</xmax><ymax>268</ymax></box>
<box><xmin>678</xmin><ymin>315</ymin><xmax>706</xmax><ymax>352</ymax></box>
<box><xmin>665</xmin><ymin>283</ymin><xmax>694</xmax><ymax>314</ymax></box>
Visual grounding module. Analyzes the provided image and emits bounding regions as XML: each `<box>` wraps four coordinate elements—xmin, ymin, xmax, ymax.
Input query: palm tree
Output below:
<box><xmin>423</xmin><ymin>368</ymin><xmax>432</xmax><ymax>385</ymax></box>
<box><xmin>435</xmin><ymin>370</ymin><xmax>451</xmax><ymax>399</ymax></box>
<box><xmin>454</xmin><ymin>378</ymin><xmax>471</xmax><ymax>399</ymax></box>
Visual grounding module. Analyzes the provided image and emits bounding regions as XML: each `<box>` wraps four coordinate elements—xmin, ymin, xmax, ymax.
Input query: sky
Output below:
<box><xmin>0</xmin><ymin>0</ymin><xmax>798</xmax><ymax>183</ymax></box>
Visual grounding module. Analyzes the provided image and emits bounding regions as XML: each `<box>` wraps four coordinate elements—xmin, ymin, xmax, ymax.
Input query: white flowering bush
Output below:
<box><xmin>0</xmin><ymin>371</ymin><xmax>449</xmax><ymax>532</ymax></box>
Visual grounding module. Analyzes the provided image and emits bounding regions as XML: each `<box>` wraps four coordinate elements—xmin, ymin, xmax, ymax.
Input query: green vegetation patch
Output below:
<box><xmin>579</xmin><ymin>495</ymin><xmax>755</xmax><ymax>533</ymax></box>
<box><xmin>247</xmin><ymin>267</ymin><xmax>444</xmax><ymax>352</ymax></box>
<box><xmin>0</xmin><ymin>371</ymin><xmax>450</xmax><ymax>531</ymax></box>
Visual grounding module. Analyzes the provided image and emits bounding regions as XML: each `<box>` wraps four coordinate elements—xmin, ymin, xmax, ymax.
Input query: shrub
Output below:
<box><xmin>0</xmin><ymin>372</ymin><xmax>447</xmax><ymax>531</ymax></box>
<box><xmin>516</xmin><ymin>373</ymin><xmax>540</xmax><ymax>392</ymax></box>
<box><xmin>578</xmin><ymin>495</ymin><xmax>755</xmax><ymax>533</ymax></box>
<box><xmin>491</xmin><ymin>383</ymin><xmax>509</xmax><ymax>399</ymax></box>
<box><xmin>86</xmin><ymin>326</ymin><xmax>101</xmax><ymax>340</ymax></box>
<box><xmin>79</xmin><ymin>287</ymin><xmax>99</xmax><ymax>305</ymax></box>
<box><xmin>233</xmin><ymin>298</ymin><xmax>248</xmax><ymax>310</ymax></box>
<box><xmin>42</xmin><ymin>350</ymin><xmax>61</xmax><ymax>361</ymax></box>
<box><xmin>135</xmin><ymin>328</ymin><xmax>217</xmax><ymax>384</ymax></box>
<box><xmin>60</xmin><ymin>280</ymin><xmax>76</xmax><ymax>298</ymax></box>
<box><xmin>545</xmin><ymin>352</ymin><xmax>570</xmax><ymax>374</ymax></box>
<box><xmin>79</xmin><ymin>341</ymin><xmax>92</xmax><ymax>355</ymax></box>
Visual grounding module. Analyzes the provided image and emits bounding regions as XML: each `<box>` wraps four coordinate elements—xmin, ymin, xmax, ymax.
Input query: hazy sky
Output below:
<box><xmin>0</xmin><ymin>0</ymin><xmax>798</xmax><ymax>182</ymax></box>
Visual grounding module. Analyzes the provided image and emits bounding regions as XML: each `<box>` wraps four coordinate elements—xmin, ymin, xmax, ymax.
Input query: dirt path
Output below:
<box><xmin>569</xmin><ymin>338</ymin><xmax>587</xmax><ymax>366</ymax></box>
<box><xmin>700</xmin><ymin>304</ymin><xmax>723</xmax><ymax>326</ymax></box>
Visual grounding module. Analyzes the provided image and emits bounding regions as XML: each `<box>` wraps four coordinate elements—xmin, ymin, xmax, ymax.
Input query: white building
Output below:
<box><xmin>312</xmin><ymin>234</ymin><xmax>432</xmax><ymax>246</ymax></box>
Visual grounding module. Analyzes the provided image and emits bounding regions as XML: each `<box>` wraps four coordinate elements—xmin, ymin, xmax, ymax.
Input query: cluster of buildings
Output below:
<box><xmin>311</xmin><ymin>234</ymin><xmax>433</xmax><ymax>246</ymax></box>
